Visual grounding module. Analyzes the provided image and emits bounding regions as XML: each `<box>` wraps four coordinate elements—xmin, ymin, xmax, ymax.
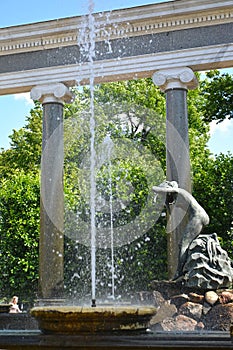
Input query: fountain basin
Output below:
<box><xmin>30</xmin><ymin>305</ymin><xmax>156</xmax><ymax>334</ymax></box>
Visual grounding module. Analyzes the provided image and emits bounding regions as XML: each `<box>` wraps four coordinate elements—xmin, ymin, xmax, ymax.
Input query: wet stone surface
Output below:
<box><xmin>139</xmin><ymin>282</ymin><xmax>233</xmax><ymax>332</ymax></box>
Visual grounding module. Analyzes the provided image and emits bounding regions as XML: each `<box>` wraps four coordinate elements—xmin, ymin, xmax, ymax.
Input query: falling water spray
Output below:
<box><xmin>87</xmin><ymin>0</ymin><xmax>97</xmax><ymax>307</ymax></box>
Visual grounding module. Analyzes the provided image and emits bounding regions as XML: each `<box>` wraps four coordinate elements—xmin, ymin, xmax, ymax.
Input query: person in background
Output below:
<box><xmin>9</xmin><ymin>296</ymin><xmax>22</xmax><ymax>313</ymax></box>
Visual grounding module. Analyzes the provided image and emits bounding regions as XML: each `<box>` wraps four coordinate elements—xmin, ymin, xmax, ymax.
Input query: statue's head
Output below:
<box><xmin>153</xmin><ymin>180</ymin><xmax>179</xmax><ymax>206</ymax></box>
<box><xmin>163</xmin><ymin>181</ymin><xmax>179</xmax><ymax>206</ymax></box>
<box><xmin>159</xmin><ymin>180</ymin><xmax>178</xmax><ymax>189</ymax></box>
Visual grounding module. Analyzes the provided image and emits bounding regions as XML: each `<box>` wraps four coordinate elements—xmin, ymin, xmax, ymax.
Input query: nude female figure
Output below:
<box><xmin>153</xmin><ymin>181</ymin><xmax>210</xmax><ymax>279</ymax></box>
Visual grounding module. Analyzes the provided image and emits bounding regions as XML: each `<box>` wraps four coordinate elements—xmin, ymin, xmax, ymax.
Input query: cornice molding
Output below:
<box><xmin>0</xmin><ymin>0</ymin><xmax>232</xmax><ymax>56</ymax></box>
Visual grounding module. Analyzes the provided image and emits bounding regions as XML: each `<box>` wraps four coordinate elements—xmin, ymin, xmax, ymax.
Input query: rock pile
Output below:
<box><xmin>136</xmin><ymin>283</ymin><xmax>233</xmax><ymax>331</ymax></box>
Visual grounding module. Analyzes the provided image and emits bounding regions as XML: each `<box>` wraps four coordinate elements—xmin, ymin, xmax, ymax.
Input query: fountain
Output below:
<box><xmin>30</xmin><ymin>305</ymin><xmax>156</xmax><ymax>334</ymax></box>
<box><xmin>0</xmin><ymin>0</ymin><xmax>233</xmax><ymax>348</ymax></box>
<box><xmin>30</xmin><ymin>0</ymin><xmax>157</xmax><ymax>334</ymax></box>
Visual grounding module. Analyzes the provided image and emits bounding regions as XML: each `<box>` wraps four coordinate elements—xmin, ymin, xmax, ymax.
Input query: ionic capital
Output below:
<box><xmin>152</xmin><ymin>67</ymin><xmax>198</xmax><ymax>92</ymax></box>
<box><xmin>30</xmin><ymin>83</ymin><xmax>73</xmax><ymax>104</ymax></box>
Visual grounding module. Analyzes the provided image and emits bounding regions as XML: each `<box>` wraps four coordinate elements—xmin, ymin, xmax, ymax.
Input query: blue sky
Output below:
<box><xmin>0</xmin><ymin>0</ymin><xmax>232</xmax><ymax>155</ymax></box>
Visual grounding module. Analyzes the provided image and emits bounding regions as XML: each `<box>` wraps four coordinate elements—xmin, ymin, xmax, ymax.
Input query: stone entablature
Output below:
<box><xmin>0</xmin><ymin>0</ymin><xmax>232</xmax><ymax>56</ymax></box>
<box><xmin>0</xmin><ymin>0</ymin><xmax>232</xmax><ymax>95</ymax></box>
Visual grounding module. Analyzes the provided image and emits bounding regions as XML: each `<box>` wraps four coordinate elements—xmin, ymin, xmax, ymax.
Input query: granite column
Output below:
<box><xmin>153</xmin><ymin>67</ymin><xmax>198</xmax><ymax>278</ymax></box>
<box><xmin>31</xmin><ymin>83</ymin><xmax>73</xmax><ymax>302</ymax></box>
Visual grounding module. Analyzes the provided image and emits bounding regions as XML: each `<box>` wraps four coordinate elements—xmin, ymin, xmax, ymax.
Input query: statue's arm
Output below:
<box><xmin>153</xmin><ymin>184</ymin><xmax>209</xmax><ymax>223</ymax></box>
<box><xmin>152</xmin><ymin>185</ymin><xmax>179</xmax><ymax>194</ymax></box>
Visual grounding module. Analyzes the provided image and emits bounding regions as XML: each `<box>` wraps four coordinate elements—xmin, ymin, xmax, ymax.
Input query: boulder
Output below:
<box><xmin>150</xmin><ymin>302</ymin><xmax>177</xmax><ymax>326</ymax></box>
<box><xmin>179</xmin><ymin>301</ymin><xmax>203</xmax><ymax>321</ymax></box>
<box><xmin>189</xmin><ymin>292</ymin><xmax>204</xmax><ymax>304</ymax></box>
<box><xmin>204</xmin><ymin>302</ymin><xmax>233</xmax><ymax>331</ymax></box>
<box><xmin>205</xmin><ymin>291</ymin><xmax>219</xmax><ymax>305</ymax></box>
<box><xmin>157</xmin><ymin>315</ymin><xmax>198</xmax><ymax>332</ymax></box>
<box><xmin>170</xmin><ymin>294</ymin><xmax>189</xmax><ymax>309</ymax></box>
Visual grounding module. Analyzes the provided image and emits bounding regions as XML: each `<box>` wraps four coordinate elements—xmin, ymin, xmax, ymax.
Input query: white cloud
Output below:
<box><xmin>209</xmin><ymin>118</ymin><xmax>233</xmax><ymax>136</ymax></box>
<box><xmin>13</xmin><ymin>92</ymin><xmax>34</xmax><ymax>106</ymax></box>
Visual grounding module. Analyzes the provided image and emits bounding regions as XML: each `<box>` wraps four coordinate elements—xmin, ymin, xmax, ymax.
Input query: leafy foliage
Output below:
<box><xmin>193</xmin><ymin>152</ymin><xmax>233</xmax><ymax>255</ymax></box>
<box><xmin>0</xmin><ymin>170</ymin><xmax>40</xmax><ymax>301</ymax></box>
<box><xmin>63</xmin><ymin>80</ymin><xmax>168</xmax><ymax>297</ymax></box>
<box><xmin>0</xmin><ymin>103</ymin><xmax>42</xmax><ymax>178</ymax></box>
<box><xmin>200</xmin><ymin>70</ymin><xmax>233</xmax><ymax>123</ymax></box>
<box><xmin>0</xmin><ymin>72</ymin><xmax>232</xmax><ymax>302</ymax></box>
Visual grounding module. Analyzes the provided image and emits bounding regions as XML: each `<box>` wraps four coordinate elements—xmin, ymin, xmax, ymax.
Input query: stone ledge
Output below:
<box><xmin>0</xmin><ymin>330</ymin><xmax>231</xmax><ymax>349</ymax></box>
<box><xmin>0</xmin><ymin>313</ymin><xmax>38</xmax><ymax>330</ymax></box>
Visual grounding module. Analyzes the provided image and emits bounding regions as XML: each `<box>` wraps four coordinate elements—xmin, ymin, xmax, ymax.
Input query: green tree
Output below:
<box><xmin>200</xmin><ymin>70</ymin><xmax>233</xmax><ymax>123</ymax></box>
<box><xmin>0</xmin><ymin>72</ymin><xmax>232</xmax><ymax>301</ymax></box>
<box><xmin>63</xmin><ymin>77</ymin><xmax>217</xmax><ymax>297</ymax></box>
<box><xmin>63</xmin><ymin>80</ymin><xmax>168</xmax><ymax>297</ymax></box>
<box><xmin>0</xmin><ymin>104</ymin><xmax>42</xmax><ymax>301</ymax></box>
<box><xmin>193</xmin><ymin>152</ymin><xmax>233</xmax><ymax>256</ymax></box>
<box><xmin>0</xmin><ymin>102</ymin><xmax>42</xmax><ymax>178</ymax></box>
<box><xmin>194</xmin><ymin>70</ymin><xmax>233</xmax><ymax>257</ymax></box>
<box><xmin>0</xmin><ymin>170</ymin><xmax>40</xmax><ymax>301</ymax></box>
